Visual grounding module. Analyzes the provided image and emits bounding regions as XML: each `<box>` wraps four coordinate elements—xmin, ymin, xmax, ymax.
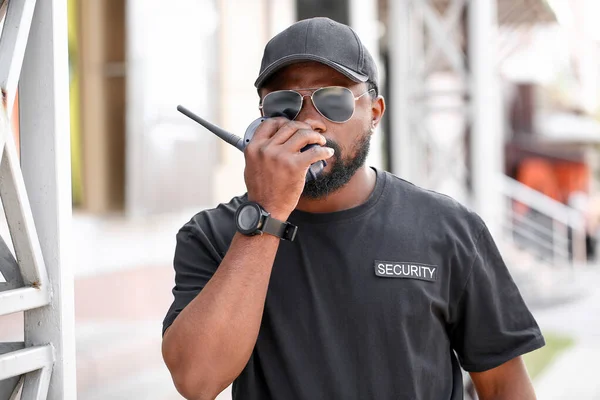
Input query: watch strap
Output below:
<box><xmin>263</xmin><ymin>216</ymin><xmax>298</xmax><ymax>241</ymax></box>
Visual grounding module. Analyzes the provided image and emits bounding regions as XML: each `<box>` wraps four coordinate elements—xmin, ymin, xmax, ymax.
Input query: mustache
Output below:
<box><xmin>324</xmin><ymin>138</ymin><xmax>342</xmax><ymax>157</ymax></box>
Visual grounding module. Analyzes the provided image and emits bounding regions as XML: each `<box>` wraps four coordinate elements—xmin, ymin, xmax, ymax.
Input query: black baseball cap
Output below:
<box><xmin>254</xmin><ymin>17</ymin><xmax>379</xmax><ymax>91</ymax></box>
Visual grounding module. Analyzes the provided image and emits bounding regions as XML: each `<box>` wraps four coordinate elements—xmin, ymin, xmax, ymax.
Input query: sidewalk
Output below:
<box><xmin>535</xmin><ymin>343</ymin><xmax>600</xmax><ymax>399</ymax></box>
<box><xmin>71</xmin><ymin>210</ymin><xmax>235</xmax><ymax>399</ymax></box>
<box><xmin>530</xmin><ymin>268</ymin><xmax>600</xmax><ymax>399</ymax></box>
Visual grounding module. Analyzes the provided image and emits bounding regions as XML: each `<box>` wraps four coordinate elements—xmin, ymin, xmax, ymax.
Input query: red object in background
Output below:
<box><xmin>517</xmin><ymin>157</ymin><xmax>562</xmax><ymax>199</ymax></box>
<box><xmin>515</xmin><ymin>156</ymin><xmax>590</xmax><ymax>215</ymax></box>
<box><xmin>554</xmin><ymin>161</ymin><xmax>589</xmax><ymax>198</ymax></box>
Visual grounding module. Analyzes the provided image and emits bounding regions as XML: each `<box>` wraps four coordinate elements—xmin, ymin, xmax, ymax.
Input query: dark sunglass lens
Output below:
<box><xmin>312</xmin><ymin>87</ymin><xmax>354</xmax><ymax>122</ymax></box>
<box><xmin>262</xmin><ymin>91</ymin><xmax>302</xmax><ymax>120</ymax></box>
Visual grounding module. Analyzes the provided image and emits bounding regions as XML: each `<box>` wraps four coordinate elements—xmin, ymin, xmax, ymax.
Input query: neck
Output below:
<box><xmin>295</xmin><ymin>165</ymin><xmax>377</xmax><ymax>214</ymax></box>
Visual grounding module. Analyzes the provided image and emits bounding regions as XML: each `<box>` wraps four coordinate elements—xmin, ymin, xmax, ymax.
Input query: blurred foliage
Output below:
<box><xmin>68</xmin><ymin>0</ymin><xmax>83</xmax><ymax>206</ymax></box>
<box><xmin>523</xmin><ymin>332</ymin><xmax>574</xmax><ymax>379</ymax></box>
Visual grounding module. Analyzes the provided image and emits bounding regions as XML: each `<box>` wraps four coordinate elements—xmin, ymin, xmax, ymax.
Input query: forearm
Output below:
<box><xmin>471</xmin><ymin>357</ymin><xmax>536</xmax><ymax>400</ymax></box>
<box><xmin>478</xmin><ymin>389</ymin><xmax>536</xmax><ymax>400</ymax></box>
<box><xmin>162</xmin><ymin>232</ymin><xmax>280</xmax><ymax>399</ymax></box>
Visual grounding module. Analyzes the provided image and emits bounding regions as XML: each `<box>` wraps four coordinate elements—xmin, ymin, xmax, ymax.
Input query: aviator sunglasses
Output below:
<box><xmin>259</xmin><ymin>86</ymin><xmax>374</xmax><ymax>123</ymax></box>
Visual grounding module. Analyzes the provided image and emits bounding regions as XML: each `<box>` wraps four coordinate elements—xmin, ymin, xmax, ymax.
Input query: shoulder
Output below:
<box><xmin>382</xmin><ymin>171</ymin><xmax>486</xmax><ymax>238</ymax></box>
<box><xmin>177</xmin><ymin>193</ymin><xmax>247</xmax><ymax>249</ymax></box>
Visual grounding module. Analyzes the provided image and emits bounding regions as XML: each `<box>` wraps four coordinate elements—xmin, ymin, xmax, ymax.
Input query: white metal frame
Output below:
<box><xmin>0</xmin><ymin>345</ymin><xmax>54</xmax><ymax>398</ymax></box>
<box><xmin>0</xmin><ymin>0</ymin><xmax>35</xmax><ymax>117</ymax></box>
<box><xmin>388</xmin><ymin>0</ymin><xmax>504</xmax><ymax>236</ymax></box>
<box><xmin>0</xmin><ymin>0</ymin><xmax>75</xmax><ymax>398</ymax></box>
<box><xmin>389</xmin><ymin>0</ymin><xmax>470</xmax><ymax>193</ymax></box>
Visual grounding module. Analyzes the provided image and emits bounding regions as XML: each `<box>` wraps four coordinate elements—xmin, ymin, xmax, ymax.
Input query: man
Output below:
<box><xmin>162</xmin><ymin>17</ymin><xmax>545</xmax><ymax>400</ymax></box>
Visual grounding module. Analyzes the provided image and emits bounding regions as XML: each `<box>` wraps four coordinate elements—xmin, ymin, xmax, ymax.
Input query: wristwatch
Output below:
<box><xmin>234</xmin><ymin>201</ymin><xmax>298</xmax><ymax>241</ymax></box>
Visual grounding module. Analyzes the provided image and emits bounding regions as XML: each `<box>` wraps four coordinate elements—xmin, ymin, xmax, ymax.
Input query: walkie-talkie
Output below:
<box><xmin>177</xmin><ymin>105</ymin><xmax>326</xmax><ymax>182</ymax></box>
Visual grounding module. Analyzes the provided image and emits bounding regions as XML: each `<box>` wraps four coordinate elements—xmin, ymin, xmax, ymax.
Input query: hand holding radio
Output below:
<box><xmin>243</xmin><ymin>118</ymin><xmax>334</xmax><ymax>220</ymax></box>
<box><xmin>176</xmin><ymin>105</ymin><xmax>334</xmax><ymax>220</ymax></box>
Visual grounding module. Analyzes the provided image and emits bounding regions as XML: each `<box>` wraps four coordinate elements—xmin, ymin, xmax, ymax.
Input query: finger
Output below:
<box><xmin>282</xmin><ymin>129</ymin><xmax>326</xmax><ymax>153</ymax></box>
<box><xmin>269</xmin><ymin>120</ymin><xmax>314</xmax><ymax>145</ymax></box>
<box><xmin>296</xmin><ymin>145</ymin><xmax>335</xmax><ymax>167</ymax></box>
<box><xmin>250</xmin><ymin>117</ymin><xmax>290</xmax><ymax>143</ymax></box>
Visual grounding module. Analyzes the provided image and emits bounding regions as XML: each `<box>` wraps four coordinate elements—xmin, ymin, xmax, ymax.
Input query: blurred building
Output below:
<box><xmin>503</xmin><ymin>0</ymin><xmax>600</xmax><ymax>205</ymax></box>
<box><xmin>72</xmin><ymin>0</ymin><xmax>589</xmax><ymax>218</ymax></box>
<box><xmin>70</xmin><ymin>0</ymin><xmax>386</xmax><ymax>218</ymax></box>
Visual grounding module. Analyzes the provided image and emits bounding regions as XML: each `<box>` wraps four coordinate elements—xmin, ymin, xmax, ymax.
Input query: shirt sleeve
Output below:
<box><xmin>162</xmin><ymin>224</ymin><xmax>221</xmax><ymax>336</ymax></box>
<box><xmin>449</xmin><ymin>222</ymin><xmax>545</xmax><ymax>372</ymax></box>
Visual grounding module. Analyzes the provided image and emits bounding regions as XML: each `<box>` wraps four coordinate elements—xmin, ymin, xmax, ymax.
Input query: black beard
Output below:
<box><xmin>302</xmin><ymin>132</ymin><xmax>371</xmax><ymax>199</ymax></box>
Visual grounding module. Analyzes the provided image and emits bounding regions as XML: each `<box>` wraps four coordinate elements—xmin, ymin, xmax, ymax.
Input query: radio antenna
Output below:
<box><xmin>177</xmin><ymin>105</ymin><xmax>244</xmax><ymax>151</ymax></box>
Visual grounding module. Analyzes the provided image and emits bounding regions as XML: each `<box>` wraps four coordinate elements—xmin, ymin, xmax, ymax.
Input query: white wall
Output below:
<box><xmin>213</xmin><ymin>0</ymin><xmax>296</xmax><ymax>204</ymax></box>
<box><xmin>126</xmin><ymin>0</ymin><xmax>220</xmax><ymax>216</ymax></box>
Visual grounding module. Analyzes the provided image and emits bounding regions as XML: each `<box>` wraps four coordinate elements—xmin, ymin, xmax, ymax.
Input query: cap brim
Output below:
<box><xmin>254</xmin><ymin>54</ymin><xmax>368</xmax><ymax>88</ymax></box>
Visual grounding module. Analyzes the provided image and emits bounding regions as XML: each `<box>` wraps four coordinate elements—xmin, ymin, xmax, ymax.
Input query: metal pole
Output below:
<box><xmin>468</xmin><ymin>0</ymin><xmax>503</xmax><ymax>238</ymax></box>
<box><xmin>388</xmin><ymin>0</ymin><xmax>414</xmax><ymax>180</ymax></box>
<box><xmin>349</xmin><ymin>0</ymin><xmax>384</xmax><ymax>170</ymax></box>
<box><xmin>18</xmin><ymin>0</ymin><xmax>76</xmax><ymax>398</ymax></box>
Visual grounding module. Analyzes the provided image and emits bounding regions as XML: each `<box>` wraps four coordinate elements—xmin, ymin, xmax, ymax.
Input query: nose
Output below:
<box><xmin>296</xmin><ymin>96</ymin><xmax>327</xmax><ymax>133</ymax></box>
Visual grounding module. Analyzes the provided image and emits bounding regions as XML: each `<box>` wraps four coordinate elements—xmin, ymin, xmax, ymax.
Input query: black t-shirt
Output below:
<box><xmin>163</xmin><ymin>168</ymin><xmax>545</xmax><ymax>399</ymax></box>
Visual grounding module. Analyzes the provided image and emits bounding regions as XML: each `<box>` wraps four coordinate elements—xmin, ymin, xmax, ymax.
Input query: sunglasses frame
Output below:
<box><xmin>259</xmin><ymin>86</ymin><xmax>375</xmax><ymax>123</ymax></box>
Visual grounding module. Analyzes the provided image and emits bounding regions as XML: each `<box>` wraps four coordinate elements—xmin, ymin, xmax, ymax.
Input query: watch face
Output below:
<box><xmin>237</xmin><ymin>204</ymin><xmax>261</xmax><ymax>232</ymax></box>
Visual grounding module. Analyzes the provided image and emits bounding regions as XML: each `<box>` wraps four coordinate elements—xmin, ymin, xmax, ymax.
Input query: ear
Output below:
<box><xmin>371</xmin><ymin>95</ymin><xmax>386</xmax><ymax>130</ymax></box>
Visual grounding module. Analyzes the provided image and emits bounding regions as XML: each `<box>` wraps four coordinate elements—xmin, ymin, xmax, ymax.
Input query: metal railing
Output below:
<box><xmin>496</xmin><ymin>174</ymin><xmax>586</xmax><ymax>268</ymax></box>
